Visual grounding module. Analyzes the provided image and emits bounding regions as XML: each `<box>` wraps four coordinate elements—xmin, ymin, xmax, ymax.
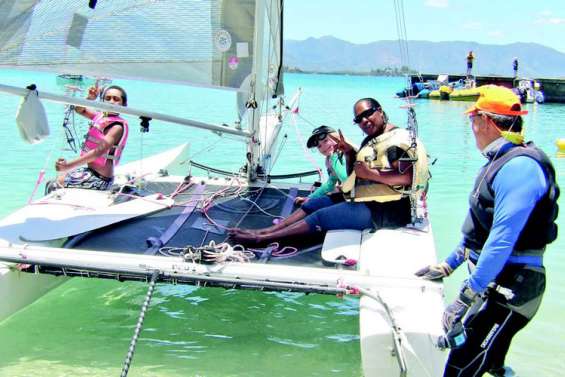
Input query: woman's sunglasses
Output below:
<box><xmin>353</xmin><ymin>107</ymin><xmax>378</xmax><ymax>124</ymax></box>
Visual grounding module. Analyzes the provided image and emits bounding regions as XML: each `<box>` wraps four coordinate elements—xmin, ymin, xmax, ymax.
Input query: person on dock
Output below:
<box><xmin>52</xmin><ymin>85</ymin><xmax>129</xmax><ymax>191</ymax></box>
<box><xmin>513</xmin><ymin>57</ymin><xmax>519</xmax><ymax>78</ymax></box>
<box><xmin>415</xmin><ymin>85</ymin><xmax>559</xmax><ymax>377</ymax></box>
<box><xmin>466</xmin><ymin>51</ymin><xmax>474</xmax><ymax>78</ymax></box>
<box><xmin>230</xmin><ymin>98</ymin><xmax>427</xmax><ymax>245</ymax></box>
<box><xmin>293</xmin><ymin>125</ymin><xmax>348</xmax><ymax>206</ymax></box>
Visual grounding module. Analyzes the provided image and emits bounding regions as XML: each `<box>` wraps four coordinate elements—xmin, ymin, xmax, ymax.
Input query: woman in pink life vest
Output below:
<box><xmin>54</xmin><ymin>85</ymin><xmax>129</xmax><ymax>190</ymax></box>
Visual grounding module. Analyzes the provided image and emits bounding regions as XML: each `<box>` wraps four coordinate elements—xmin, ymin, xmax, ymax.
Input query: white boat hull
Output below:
<box><xmin>359</xmin><ymin>225</ymin><xmax>447</xmax><ymax>376</ymax></box>
<box><xmin>0</xmin><ymin>264</ymin><xmax>65</xmax><ymax>322</ymax></box>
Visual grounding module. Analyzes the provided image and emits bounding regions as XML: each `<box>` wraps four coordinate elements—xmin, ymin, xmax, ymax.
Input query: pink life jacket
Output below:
<box><xmin>81</xmin><ymin>112</ymin><xmax>128</xmax><ymax>170</ymax></box>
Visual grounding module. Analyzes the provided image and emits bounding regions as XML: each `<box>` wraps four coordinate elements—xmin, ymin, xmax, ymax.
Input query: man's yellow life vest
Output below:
<box><xmin>341</xmin><ymin>128</ymin><xmax>429</xmax><ymax>203</ymax></box>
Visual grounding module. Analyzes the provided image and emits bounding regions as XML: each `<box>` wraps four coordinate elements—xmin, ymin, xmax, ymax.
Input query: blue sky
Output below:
<box><xmin>284</xmin><ymin>0</ymin><xmax>565</xmax><ymax>53</ymax></box>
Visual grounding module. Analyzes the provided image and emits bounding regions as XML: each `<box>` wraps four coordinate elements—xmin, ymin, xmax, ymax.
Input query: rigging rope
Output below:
<box><xmin>120</xmin><ymin>269</ymin><xmax>160</xmax><ymax>377</ymax></box>
<box><xmin>158</xmin><ymin>240</ymin><xmax>298</xmax><ymax>263</ymax></box>
<box><xmin>392</xmin><ymin>0</ymin><xmax>427</xmax><ymax>223</ymax></box>
<box><xmin>61</xmin><ymin>85</ymin><xmax>86</xmax><ymax>153</ymax></box>
<box><xmin>290</xmin><ymin>111</ymin><xmax>324</xmax><ymax>180</ymax></box>
<box><xmin>268</xmin><ymin>133</ymin><xmax>287</xmax><ymax>174</ymax></box>
<box><xmin>61</xmin><ymin>105</ymin><xmax>79</xmax><ymax>153</ymax></box>
<box><xmin>393</xmin><ymin>0</ymin><xmax>411</xmax><ymax>92</ymax></box>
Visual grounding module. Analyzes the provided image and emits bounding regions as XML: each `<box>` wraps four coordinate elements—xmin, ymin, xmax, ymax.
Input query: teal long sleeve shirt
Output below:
<box><xmin>308</xmin><ymin>153</ymin><xmax>348</xmax><ymax>199</ymax></box>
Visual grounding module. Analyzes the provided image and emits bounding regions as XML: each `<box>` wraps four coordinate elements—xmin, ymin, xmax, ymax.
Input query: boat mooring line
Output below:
<box><xmin>120</xmin><ymin>269</ymin><xmax>160</xmax><ymax>377</ymax></box>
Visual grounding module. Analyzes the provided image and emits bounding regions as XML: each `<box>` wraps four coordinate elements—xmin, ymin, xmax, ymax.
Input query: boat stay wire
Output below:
<box><xmin>392</xmin><ymin>0</ymin><xmax>427</xmax><ymax>224</ymax></box>
<box><xmin>393</xmin><ymin>0</ymin><xmax>412</xmax><ymax>94</ymax></box>
<box><xmin>120</xmin><ymin>269</ymin><xmax>160</xmax><ymax>377</ymax></box>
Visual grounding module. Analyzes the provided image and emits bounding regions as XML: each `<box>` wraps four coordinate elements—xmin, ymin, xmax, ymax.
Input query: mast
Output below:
<box><xmin>245</xmin><ymin>0</ymin><xmax>283</xmax><ymax>181</ymax></box>
<box><xmin>245</xmin><ymin>1</ymin><xmax>267</xmax><ymax>181</ymax></box>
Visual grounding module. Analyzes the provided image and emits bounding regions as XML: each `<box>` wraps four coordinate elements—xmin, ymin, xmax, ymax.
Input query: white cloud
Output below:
<box><xmin>424</xmin><ymin>0</ymin><xmax>449</xmax><ymax>8</ymax></box>
<box><xmin>547</xmin><ymin>17</ymin><xmax>565</xmax><ymax>24</ymax></box>
<box><xmin>539</xmin><ymin>10</ymin><xmax>552</xmax><ymax>17</ymax></box>
<box><xmin>462</xmin><ymin>22</ymin><xmax>481</xmax><ymax>30</ymax></box>
<box><xmin>487</xmin><ymin>31</ymin><xmax>504</xmax><ymax>39</ymax></box>
<box><xmin>535</xmin><ymin>11</ymin><xmax>565</xmax><ymax>25</ymax></box>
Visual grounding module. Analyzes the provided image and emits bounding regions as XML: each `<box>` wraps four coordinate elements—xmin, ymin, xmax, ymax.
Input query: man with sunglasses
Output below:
<box><xmin>230</xmin><ymin>97</ymin><xmax>418</xmax><ymax>245</ymax></box>
<box><xmin>415</xmin><ymin>85</ymin><xmax>558</xmax><ymax>377</ymax></box>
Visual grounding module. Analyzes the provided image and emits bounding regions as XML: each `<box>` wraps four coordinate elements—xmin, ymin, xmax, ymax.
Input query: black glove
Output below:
<box><xmin>415</xmin><ymin>262</ymin><xmax>453</xmax><ymax>280</ymax></box>
<box><xmin>442</xmin><ymin>281</ymin><xmax>478</xmax><ymax>333</ymax></box>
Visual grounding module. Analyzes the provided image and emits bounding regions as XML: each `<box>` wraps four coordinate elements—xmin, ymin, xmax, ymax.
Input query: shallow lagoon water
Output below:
<box><xmin>0</xmin><ymin>71</ymin><xmax>563</xmax><ymax>376</ymax></box>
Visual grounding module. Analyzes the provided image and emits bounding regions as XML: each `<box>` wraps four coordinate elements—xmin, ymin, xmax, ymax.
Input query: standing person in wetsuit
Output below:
<box><xmin>466</xmin><ymin>51</ymin><xmax>474</xmax><ymax>78</ymax></box>
<box><xmin>513</xmin><ymin>57</ymin><xmax>519</xmax><ymax>78</ymax></box>
<box><xmin>415</xmin><ymin>85</ymin><xmax>559</xmax><ymax>377</ymax></box>
<box><xmin>54</xmin><ymin>85</ymin><xmax>129</xmax><ymax>190</ymax></box>
<box><xmin>230</xmin><ymin>98</ymin><xmax>427</xmax><ymax>245</ymax></box>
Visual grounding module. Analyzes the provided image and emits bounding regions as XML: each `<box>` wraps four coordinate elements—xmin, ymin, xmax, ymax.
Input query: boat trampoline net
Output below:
<box><xmin>69</xmin><ymin>183</ymin><xmax>325</xmax><ymax>265</ymax></box>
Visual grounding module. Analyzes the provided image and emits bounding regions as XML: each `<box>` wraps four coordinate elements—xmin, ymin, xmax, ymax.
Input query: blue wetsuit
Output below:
<box><xmin>445</xmin><ymin>154</ymin><xmax>547</xmax><ymax>293</ymax></box>
<box><xmin>443</xmin><ymin>140</ymin><xmax>557</xmax><ymax>377</ymax></box>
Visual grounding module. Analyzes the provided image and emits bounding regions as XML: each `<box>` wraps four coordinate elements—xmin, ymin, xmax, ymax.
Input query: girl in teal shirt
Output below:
<box><xmin>295</xmin><ymin>126</ymin><xmax>348</xmax><ymax>205</ymax></box>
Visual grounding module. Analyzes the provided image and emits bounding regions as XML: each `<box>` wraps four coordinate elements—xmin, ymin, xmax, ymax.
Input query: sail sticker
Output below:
<box><xmin>236</xmin><ymin>42</ymin><xmax>249</xmax><ymax>58</ymax></box>
<box><xmin>215</xmin><ymin>29</ymin><xmax>232</xmax><ymax>52</ymax></box>
<box><xmin>228</xmin><ymin>56</ymin><xmax>239</xmax><ymax>70</ymax></box>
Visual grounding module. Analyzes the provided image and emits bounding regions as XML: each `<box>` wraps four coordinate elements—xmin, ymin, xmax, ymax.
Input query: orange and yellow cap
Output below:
<box><xmin>465</xmin><ymin>85</ymin><xmax>528</xmax><ymax>116</ymax></box>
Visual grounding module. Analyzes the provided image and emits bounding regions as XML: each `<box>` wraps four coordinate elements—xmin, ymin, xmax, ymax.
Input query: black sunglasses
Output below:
<box><xmin>353</xmin><ymin>107</ymin><xmax>378</xmax><ymax>124</ymax></box>
<box><xmin>311</xmin><ymin>132</ymin><xmax>328</xmax><ymax>147</ymax></box>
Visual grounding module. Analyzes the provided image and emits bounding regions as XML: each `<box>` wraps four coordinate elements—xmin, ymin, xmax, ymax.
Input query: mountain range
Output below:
<box><xmin>283</xmin><ymin>36</ymin><xmax>565</xmax><ymax>78</ymax></box>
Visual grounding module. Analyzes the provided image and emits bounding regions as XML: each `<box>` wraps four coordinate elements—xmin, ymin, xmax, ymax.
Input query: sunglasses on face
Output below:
<box><xmin>311</xmin><ymin>132</ymin><xmax>328</xmax><ymax>147</ymax></box>
<box><xmin>353</xmin><ymin>107</ymin><xmax>378</xmax><ymax>124</ymax></box>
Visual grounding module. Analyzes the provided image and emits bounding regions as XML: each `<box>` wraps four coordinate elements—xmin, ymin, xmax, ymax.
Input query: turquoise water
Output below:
<box><xmin>0</xmin><ymin>71</ymin><xmax>564</xmax><ymax>376</ymax></box>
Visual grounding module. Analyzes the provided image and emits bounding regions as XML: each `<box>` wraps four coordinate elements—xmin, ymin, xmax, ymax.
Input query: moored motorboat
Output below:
<box><xmin>449</xmin><ymin>87</ymin><xmax>482</xmax><ymax>101</ymax></box>
<box><xmin>439</xmin><ymin>85</ymin><xmax>451</xmax><ymax>100</ymax></box>
<box><xmin>56</xmin><ymin>74</ymin><xmax>96</xmax><ymax>88</ymax></box>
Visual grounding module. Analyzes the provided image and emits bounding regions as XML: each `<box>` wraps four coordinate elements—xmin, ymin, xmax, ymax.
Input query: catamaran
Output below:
<box><xmin>0</xmin><ymin>1</ymin><xmax>447</xmax><ymax>375</ymax></box>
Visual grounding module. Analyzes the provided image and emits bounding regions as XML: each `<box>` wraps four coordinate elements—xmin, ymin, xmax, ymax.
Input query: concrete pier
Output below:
<box><xmin>411</xmin><ymin>74</ymin><xmax>565</xmax><ymax>103</ymax></box>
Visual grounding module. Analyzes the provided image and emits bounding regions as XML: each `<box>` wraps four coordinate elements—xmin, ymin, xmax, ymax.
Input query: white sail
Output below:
<box><xmin>0</xmin><ymin>0</ymin><xmax>283</xmax><ymax>95</ymax></box>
